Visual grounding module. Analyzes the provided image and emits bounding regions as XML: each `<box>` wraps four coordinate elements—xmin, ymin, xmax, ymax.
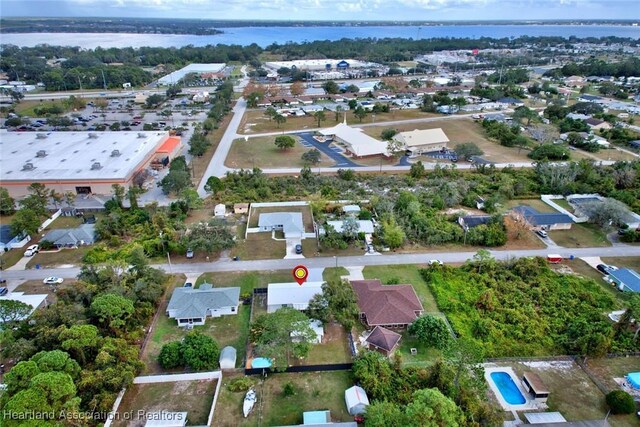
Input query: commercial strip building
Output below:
<box><xmin>156</xmin><ymin>63</ymin><xmax>226</xmax><ymax>86</ymax></box>
<box><xmin>0</xmin><ymin>131</ymin><xmax>182</xmax><ymax>197</ymax></box>
<box><xmin>264</xmin><ymin>59</ymin><xmax>373</xmax><ymax>72</ymax></box>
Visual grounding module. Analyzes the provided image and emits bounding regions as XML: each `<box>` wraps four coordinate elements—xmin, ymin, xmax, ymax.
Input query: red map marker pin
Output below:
<box><xmin>293</xmin><ymin>265</ymin><xmax>309</xmax><ymax>286</ymax></box>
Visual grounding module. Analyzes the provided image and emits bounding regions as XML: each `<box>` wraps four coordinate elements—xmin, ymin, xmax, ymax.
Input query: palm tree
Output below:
<box><xmin>274</xmin><ymin>114</ymin><xmax>286</xmax><ymax>129</ymax></box>
<box><xmin>314</xmin><ymin>110</ymin><xmax>326</xmax><ymax>127</ymax></box>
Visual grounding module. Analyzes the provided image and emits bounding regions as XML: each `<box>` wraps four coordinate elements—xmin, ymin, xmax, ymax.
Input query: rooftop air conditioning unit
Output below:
<box><xmin>91</xmin><ymin>162</ymin><xmax>102</xmax><ymax>170</ymax></box>
<box><xmin>36</xmin><ymin>133</ymin><xmax>47</xmax><ymax>139</ymax></box>
<box><xmin>137</xmin><ymin>132</ymin><xmax>146</xmax><ymax>138</ymax></box>
<box><xmin>35</xmin><ymin>150</ymin><xmax>47</xmax><ymax>157</ymax></box>
<box><xmin>22</xmin><ymin>163</ymin><xmax>35</xmax><ymax>171</ymax></box>
<box><xmin>88</xmin><ymin>133</ymin><xmax>99</xmax><ymax>139</ymax></box>
<box><xmin>111</xmin><ymin>149</ymin><xmax>121</xmax><ymax>157</ymax></box>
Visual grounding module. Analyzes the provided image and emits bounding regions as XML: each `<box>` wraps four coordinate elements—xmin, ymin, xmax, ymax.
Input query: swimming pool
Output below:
<box><xmin>490</xmin><ymin>371</ymin><xmax>526</xmax><ymax>405</ymax></box>
<box><xmin>251</xmin><ymin>357</ymin><xmax>272</xmax><ymax>369</ymax></box>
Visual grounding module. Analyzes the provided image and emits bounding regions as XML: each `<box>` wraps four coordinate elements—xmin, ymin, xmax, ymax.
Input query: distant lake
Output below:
<box><xmin>2</xmin><ymin>25</ymin><xmax>639</xmax><ymax>48</ymax></box>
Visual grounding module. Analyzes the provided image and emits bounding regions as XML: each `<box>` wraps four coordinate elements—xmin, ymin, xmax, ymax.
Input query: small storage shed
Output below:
<box><xmin>345</xmin><ymin>385</ymin><xmax>369</xmax><ymax>415</ymax></box>
<box><xmin>214</xmin><ymin>204</ymin><xmax>226</xmax><ymax>219</ymax></box>
<box><xmin>234</xmin><ymin>203</ymin><xmax>250</xmax><ymax>214</ymax></box>
<box><xmin>219</xmin><ymin>346</ymin><xmax>237</xmax><ymax>369</ymax></box>
<box><xmin>522</xmin><ymin>372</ymin><xmax>549</xmax><ymax>402</ymax></box>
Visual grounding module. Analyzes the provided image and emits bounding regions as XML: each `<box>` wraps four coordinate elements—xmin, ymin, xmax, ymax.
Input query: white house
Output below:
<box><xmin>258</xmin><ymin>212</ymin><xmax>305</xmax><ymax>239</ymax></box>
<box><xmin>166</xmin><ymin>284</ymin><xmax>240</xmax><ymax>326</ymax></box>
<box><xmin>267</xmin><ymin>281</ymin><xmax>324</xmax><ymax>313</ymax></box>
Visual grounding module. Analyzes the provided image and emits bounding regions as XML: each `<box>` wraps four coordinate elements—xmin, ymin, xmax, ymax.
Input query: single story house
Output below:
<box><xmin>458</xmin><ymin>215</ymin><xmax>492</xmax><ymax>230</ymax></box>
<box><xmin>0</xmin><ymin>224</ymin><xmax>26</xmax><ymax>252</ymax></box>
<box><xmin>258</xmin><ymin>212</ymin><xmax>305</xmax><ymax>239</ymax></box>
<box><xmin>234</xmin><ymin>203</ymin><xmax>249</xmax><ymax>214</ymax></box>
<box><xmin>565</xmin><ymin>113</ymin><xmax>591</xmax><ymax>121</ymax></box>
<box><xmin>0</xmin><ymin>292</ymin><xmax>48</xmax><ymax>322</ymax></box>
<box><xmin>325</xmin><ymin>220</ymin><xmax>374</xmax><ymax>234</ymax></box>
<box><xmin>510</xmin><ymin>206</ymin><xmax>573</xmax><ymax>231</ymax></box>
<box><xmin>365</xmin><ymin>326</ymin><xmax>402</xmax><ymax>357</ymax></box>
<box><xmin>41</xmin><ymin>224</ymin><xmax>96</xmax><ymax>249</ymax></box>
<box><xmin>522</xmin><ymin>372</ymin><xmax>549</xmax><ymax>402</ymax></box>
<box><xmin>497</xmin><ymin>97</ymin><xmax>524</xmax><ymax>106</ymax></box>
<box><xmin>351</xmin><ymin>279</ymin><xmax>424</xmax><ymax>328</ymax></box>
<box><xmin>392</xmin><ymin>128</ymin><xmax>449</xmax><ymax>156</ymax></box>
<box><xmin>291</xmin><ymin>319</ymin><xmax>324</xmax><ymax>344</ymax></box>
<box><xmin>585</xmin><ymin>118</ymin><xmax>612</xmax><ymax>131</ymax></box>
<box><xmin>214</xmin><ymin>203</ymin><xmax>226</xmax><ymax>218</ymax></box>
<box><xmin>318</xmin><ymin>121</ymin><xmax>389</xmax><ymax>158</ymax></box>
<box><xmin>607</xmin><ymin>268</ymin><xmax>640</xmax><ymax>293</ymax></box>
<box><xmin>342</xmin><ymin>205</ymin><xmax>361</xmax><ymax>216</ymax></box>
<box><xmin>345</xmin><ymin>386</ymin><xmax>370</xmax><ymax>416</ymax></box>
<box><xmin>267</xmin><ymin>281</ymin><xmax>324</xmax><ymax>313</ymax></box>
<box><xmin>166</xmin><ymin>284</ymin><xmax>240</xmax><ymax>326</ymax></box>
<box><xmin>577</xmin><ymin>94</ymin><xmax>602</xmax><ymax>103</ymax></box>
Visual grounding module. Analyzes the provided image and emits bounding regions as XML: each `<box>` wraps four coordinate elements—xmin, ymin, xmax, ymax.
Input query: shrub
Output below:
<box><xmin>158</xmin><ymin>341</ymin><xmax>183</xmax><ymax>369</ymax></box>
<box><xmin>39</xmin><ymin>240</ymin><xmax>55</xmax><ymax>250</ymax></box>
<box><xmin>227</xmin><ymin>377</ymin><xmax>255</xmax><ymax>392</ymax></box>
<box><xmin>605</xmin><ymin>390</ymin><xmax>635</xmax><ymax>414</ymax></box>
<box><xmin>283</xmin><ymin>382</ymin><xmax>296</xmax><ymax>397</ymax></box>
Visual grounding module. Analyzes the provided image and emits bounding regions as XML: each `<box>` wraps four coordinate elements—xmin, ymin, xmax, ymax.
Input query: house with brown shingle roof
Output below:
<box><xmin>365</xmin><ymin>326</ymin><xmax>402</xmax><ymax>356</ymax></box>
<box><xmin>350</xmin><ymin>279</ymin><xmax>423</xmax><ymax>328</ymax></box>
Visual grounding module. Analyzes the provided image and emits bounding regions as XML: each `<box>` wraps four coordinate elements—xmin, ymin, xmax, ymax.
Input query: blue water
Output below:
<box><xmin>2</xmin><ymin>25</ymin><xmax>638</xmax><ymax>48</ymax></box>
<box><xmin>251</xmin><ymin>357</ymin><xmax>272</xmax><ymax>368</ymax></box>
<box><xmin>490</xmin><ymin>371</ymin><xmax>526</xmax><ymax>405</ymax></box>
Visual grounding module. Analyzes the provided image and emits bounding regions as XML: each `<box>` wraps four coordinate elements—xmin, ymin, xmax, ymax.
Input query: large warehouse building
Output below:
<box><xmin>0</xmin><ymin>131</ymin><xmax>182</xmax><ymax>197</ymax></box>
<box><xmin>264</xmin><ymin>59</ymin><xmax>374</xmax><ymax>71</ymax></box>
<box><xmin>156</xmin><ymin>63</ymin><xmax>226</xmax><ymax>86</ymax></box>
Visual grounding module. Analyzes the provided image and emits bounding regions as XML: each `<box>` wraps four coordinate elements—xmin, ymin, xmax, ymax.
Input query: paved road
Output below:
<box><xmin>298</xmin><ymin>132</ymin><xmax>360</xmax><ymax>168</ymax></box>
<box><xmin>3</xmin><ymin>245</ymin><xmax>640</xmax><ymax>282</ymax></box>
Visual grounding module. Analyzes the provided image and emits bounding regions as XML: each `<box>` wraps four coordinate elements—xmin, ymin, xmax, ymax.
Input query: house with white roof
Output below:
<box><xmin>166</xmin><ymin>284</ymin><xmax>240</xmax><ymax>326</ymax></box>
<box><xmin>326</xmin><ymin>220</ymin><xmax>375</xmax><ymax>234</ymax></box>
<box><xmin>258</xmin><ymin>212</ymin><xmax>305</xmax><ymax>239</ymax></box>
<box><xmin>392</xmin><ymin>128</ymin><xmax>450</xmax><ymax>156</ymax></box>
<box><xmin>318</xmin><ymin>121</ymin><xmax>389</xmax><ymax>158</ymax></box>
<box><xmin>267</xmin><ymin>281</ymin><xmax>324</xmax><ymax>313</ymax></box>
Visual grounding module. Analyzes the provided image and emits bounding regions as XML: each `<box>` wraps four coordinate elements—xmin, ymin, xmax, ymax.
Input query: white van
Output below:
<box><xmin>24</xmin><ymin>244</ymin><xmax>39</xmax><ymax>257</ymax></box>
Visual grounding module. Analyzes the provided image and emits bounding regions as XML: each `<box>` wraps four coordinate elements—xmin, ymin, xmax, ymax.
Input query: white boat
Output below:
<box><xmin>243</xmin><ymin>388</ymin><xmax>256</xmax><ymax>418</ymax></box>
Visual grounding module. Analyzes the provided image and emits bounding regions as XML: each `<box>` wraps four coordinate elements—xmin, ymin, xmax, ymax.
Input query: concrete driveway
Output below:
<box><xmin>284</xmin><ymin>239</ymin><xmax>305</xmax><ymax>260</ymax></box>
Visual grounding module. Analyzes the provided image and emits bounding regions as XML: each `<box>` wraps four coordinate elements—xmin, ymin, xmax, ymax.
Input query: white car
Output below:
<box><xmin>428</xmin><ymin>259</ymin><xmax>444</xmax><ymax>266</ymax></box>
<box><xmin>43</xmin><ymin>277</ymin><xmax>64</xmax><ymax>285</ymax></box>
<box><xmin>24</xmin><ymin>244</ymin><xmax>39</xmax><ymax>257</ymax></box>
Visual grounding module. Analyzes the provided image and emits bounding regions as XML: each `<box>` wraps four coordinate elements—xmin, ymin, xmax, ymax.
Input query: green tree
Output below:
<box><xmin>181</xmin><ymin>219</ymin><xmax>235</xmax><ymax>254</ymax></box>
<box><xmin>275</xmin><ymin>135</ymin><xmax>296</xmax><ymax>150</ymax></box>
<box><xmin>322</xmin><ymin>80</ymin><xmax>339</xmax><ymax>94</ymax></box>
<box><xmin>10</xmin><ymin>209</ymin><xmax>41</xmax><ymax>237</ymax></box>
<box><xmin>365</xmin><ymin>401</ymin><xmax>407</xmax><ymax>427</ymax></box>
<box><xmin>179</xmin><ymin>188</ymin><xmax>203</xmax><ymax>212</ymax></box>
<box><xmin>145</xmin><ymin>94</ymin><xmax>165</xmax><ymax>108</ymax></box>
<box><xmin>90</xmin><ymin>294</ymin><xmax>134</xmax><ymax>333</ymax></box>
<box><xmin>581</xmin><ymin>198</ymin><xmax>630</xmax><ymax>228</ymax></box>
<box><xmin>250</xmin><ymin>307</ymin><xmax>315</xmax><ymax>370</ymax></box>
<box><xmin>454</xmin><ymin>142</ymin><xmax>484</xmax><ymax>161</ymax></box>
<box><xmin>265</xmin><ymin>106</ymin><xmax>277</xmax><ymax>121</ymax></box>
<box><xmin>353</xmin><ymin>106</ymin><xmax>367</xmax><ymax>123</ymax></box>
<box><xmin>0</xmin><ymin>187</ymin><xmax>16</xmax><ymax>215</ymax></box>
<box><xmin>409</xmin><ymin>161</ymin><xmax>426</xmax><ymax>179</ymax></box>
<box><xmin>381</xmin><ymin>128</ymin><xmax>398</xmax><ymax>141</ymax></box>
<box><xmin>322</xmin><ymin>280</ymin><xmax>359</xmax><ymax>329</ymax></box>
<box><xmin>405</xmin><ymin>388</ymin><xmax>464</xmax><ymax>427</ymax></box>
<box><xmin>159</xmin><ymin>341</ymin><xmax>184</xmax><ymax>369</ymax></box>
<box><xmin>274</xmin><ymin>114</ymin><xmax>286</xmax><ymax>128</ymax></box>
<box><xmin>182</xmin><ymin>331</ymin><xmax>220</xmax><ymax>371</ymax></box>
<box><xmin>31</xmin><ymin>350</ymin><xmax>81</xmax><ymax>379</ymax></box>
<box><xmin>512</xmin><ymin>106</ymin><xmax>537</xmax><ymax>125</ymax></box>
<box><xmin>605</xmin><ymin>390</ymin><xmax>635</xmax><ymax>414</ymax></box>
<box><xmin>111</xmin><ymin>183</ymin><xmax>125</xmax><ymax>208</ymax></box>
<box><xmin>408</xmin><ymin>315</ymin><xmax>451</xmax><ymax>350</ymax></box>
<box><xmin>301</xmin><ymin>149</ymin><xmax>322</xmax><ymax>166</ymax></box>
<box><xmin>382</xmin><ymin>217</ymin><xmax>405</xmax><ymax>249</ymax></box>
<box><xmin>0</xmin><ymin>300</ymin><xmax>33</xmax><ymax>327</ymax></box>
<box><xmin>59</xmin><ymin>324</ymin><xmax>101</xmax><ymax>366</ymax></box>
<box><xmin>314</xmin><ymin>110</ymin><xmax>326</xmax><ymax>127</ymax></box>
<box><xmin>204</xmin><ymin>176</ymin><xmax>225</xmax><ymax>195</ymax></box>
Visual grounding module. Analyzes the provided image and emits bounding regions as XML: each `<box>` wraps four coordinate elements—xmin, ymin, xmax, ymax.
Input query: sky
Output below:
<box><xmin>1</xmin><ymin>0</ymin><xmax>639</xmax><ymax>21</ymax></box>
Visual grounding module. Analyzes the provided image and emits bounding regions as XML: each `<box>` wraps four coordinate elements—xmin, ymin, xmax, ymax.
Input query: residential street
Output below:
<box><xmin>3</xmin><ymin>245</ymin><xmax>640</xmax><ymax>283</ymax></box>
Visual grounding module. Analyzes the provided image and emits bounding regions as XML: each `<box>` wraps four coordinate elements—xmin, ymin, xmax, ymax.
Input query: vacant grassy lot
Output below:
<box><xmin>363</xmin><ymin>264</ymin><xmax>440</xmax><ymax>313</ymax></box>
<box><xmin>573</xmin><ymin>146</ymin><xmax>639</xmax><ymax>162</ymax></box>
<box><xmin>215</xmin><ymin>371</ymin><xmax>353</xmax><ymax>427</ymax></box>
<box><xmin>362</xmin><ymin>118</ymin><xmax>533</xmax><ymax>163</ymax></box>
<box><xmin>26</xmin><ymin>246</ymin><xmax>93</xmax><ymax>268</ymax></box>
<box><xmin>549</xmin><ymin>223</ymin><xmax>611</xmax><ymax>248</ymax></box>
<box><xmin>14</xmin><ymin>99</ymin><xmax>71</xmax><ymax>116</ymax></box>
<box><xmin>113</xmin><ymin>380</ymin><xmax>217</xmax><ymax>427</ymax></box>
<box><xmin>226</xmin><ymin>136</ymin><xmax>335</xmax><ymax>169</ymax></box>
<box><xmin>248</xmin><ymin>205</ymin><xmax>314</xmax><ymax>231</ymax></box>
<box><xmin>231</xmin><ymin>230</ymin><xmax>286</xmax><ymax>260</ymax></box>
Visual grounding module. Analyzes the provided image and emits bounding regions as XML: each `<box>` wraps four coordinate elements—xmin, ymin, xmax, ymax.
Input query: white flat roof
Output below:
<box><xmin>0</xmin><ymin>131</ymin><xmax>169</xmax><ymax>182</ymax></box>
<box><xmin>319</xmin><ymin>123</ymin><xmax>388</xmax><ymax>157</ymax></box>
<box><xmin>327</xmin><ymin>220</ymin><xmax>374</xmax><ymax>234</ymax></box>
<box><xmin>0</xmin><ymin>292</ymin><xmax>47</xmax><ymax>321</ymax></box>
<box><xmin>394</xmin><ymin>128</ymin><xmax>449</xmax><ymax>148</ymax></box>
<box><xmin>157</xmin><ymin>63</ymin><xmax>225</xmax><ymax>85</ymax></box>
<box><xmin>524</xmin><ymin>412</ymin><xmax>567</xmax><ymax>424</ymax></box>
<box><xmin>265</xmin><ymin>59</ymin><xmax>372</xmax><ymax>70</ymax></box>
<box><xmin>267</xmin><ymin>281</ymin><xmax>323</xmax><ymax>307</ymax></box>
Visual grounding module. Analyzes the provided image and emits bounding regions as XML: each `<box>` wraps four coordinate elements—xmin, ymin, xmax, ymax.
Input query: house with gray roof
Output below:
<box><xmin>166</xmin><ymin>284</ymin><xmax>240</xmax><ymax>326</ymax></box>
<box><xmin>511</xmin><ymin>206</ymin><xmax>573</xmax><ymax>231</ymax></box>
<box><xmin>258</xmin><ymin>212</ymin><xmax>304</xmax><ymax>238</ymax></box>
<box><xmin>41</xmin><ymin>224</ymin><xmax>96</xmax><ymax>249</ymax></box>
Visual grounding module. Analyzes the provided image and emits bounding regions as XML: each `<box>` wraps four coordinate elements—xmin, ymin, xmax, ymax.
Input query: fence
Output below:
<box><xmin>245</xmin><ymin>363</ymin><xmax>353</xmax><ymax>376</ymax></box>
<box><xmin>37</xmin><ymin>209</ymin><xmax>62</xmax><ymax>232</ymax></box>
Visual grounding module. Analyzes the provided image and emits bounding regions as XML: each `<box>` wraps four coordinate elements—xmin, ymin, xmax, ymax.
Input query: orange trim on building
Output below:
<box><xmin>156</xmin><ymin>136</ymin><xmax>181</xmax><ymax>154</ymax></box>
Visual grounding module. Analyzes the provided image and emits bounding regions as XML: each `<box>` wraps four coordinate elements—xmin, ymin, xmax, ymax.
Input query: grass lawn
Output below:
<box><xmin>548</xmin><ymin>223</ymin><xmax>611</xmax><ymax>248</ymax></box>
<box><xmin>225</xmin><ymin>136</ymin><xmax>335</xmax><ymax>169</ymax></box>
<box><xmin>231</xmin><ymin>231</ymin><xmax>286</xmax><ymax>260</ymax></box>
<box><xmin>507</xmin><ymin>360</ymin><xmax>638</xmax><ymax>427</ymax></box>
<box><xmin>248</xmin><ymin>205</ymin><xmax>314</xmax><ymax>231</ymax></box>
<box><xmin>196</xmin><ymin>270</ymin><xmax>292</xmax><ymax>294</ymax></box>
<box><xmin>14</xmin><ymin>99</ymin><xmax>71</xmax><ymax>116</ymax></box>
<box><xmin>363</xmin><ymin>118</ymin><xmax>533</xmax><ymax>164</ymax></box>
<box><xmin>113</xmin><ymin>380</ymin><xmax>217</xmax><ymax>426</ymax></box>
<box><xmin>215</xmin><ymin>371</ymin><xmax>353</xmax><ymax>427</ymax></box>
<box><xmin>551</xmin><ymin>198</ymin><xmax>575</xmax><ymax>214</ymax></box>
<box><xmin>295</xmin><ymin>323</ymin><xmax>352</xmax><ymax>365</ymax></box>
<box><xmin>585</xmin><ymin>356</ymin><xmax>640</xmax><ymax>391</ymax></box>
<box><xmin>0</xmin><ymin>248</ymin><xmax>25</xmax><ymax>270</ymax></box>
<box><xmin>322</xmin><ymin>267</ymin><xmax>349</xmax><ymax>283</ymax></box>
<box><xmin>363</xmin><ymin>264</ymin><xmax>440</xmax><ymax>313</ymax></box>
<box><xmin>502</xmin><ymin>198</ymin><xmax>559</xmax><ymax>213</ymax></box>
<box><xmin>397</xmin><ymin>333</ymin><xmax>443</xmax><ymax>367</ymax></box>
<box><xmin>26</xmin><ymin>246</ymin><xmax>93</xmax><ymax>268</ymax></box>
<box><xmin>601</xmin><ymin>256</ymin><xmax>640</xmax><ymax>271</ymax></box>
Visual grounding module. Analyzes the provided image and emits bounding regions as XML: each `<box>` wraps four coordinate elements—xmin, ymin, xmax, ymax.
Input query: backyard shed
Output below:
<box><xmin>522</xmin><ymin>372</ymin><xmax>549</xmax><ymax>402</ymax></box>
<box><xmin>219</xmin><ymin>346</ymin><xmax>237</xmax><ymax>369</ymax></box>
<box><xmin>344</xmin><ymin>385</ymin><xmax>370</xmax><ymax>415</ymax></box>
<box><xmin>214</xmin><ymin>204</ymin><xmax>226</xmax><ymax>218</ymax></box>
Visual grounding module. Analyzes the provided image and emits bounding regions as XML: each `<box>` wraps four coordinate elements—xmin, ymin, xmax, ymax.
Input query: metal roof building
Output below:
<box><xmin>157</xmin><ymin>63</ymin><xmax>226</xmax><ymax>85</ymax></box>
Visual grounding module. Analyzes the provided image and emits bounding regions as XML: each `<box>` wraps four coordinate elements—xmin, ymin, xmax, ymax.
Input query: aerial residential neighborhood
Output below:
<box><xmin>1</xmin><ymin>6</ymin><xmax>640</xmax><ymax>427</ymax></box>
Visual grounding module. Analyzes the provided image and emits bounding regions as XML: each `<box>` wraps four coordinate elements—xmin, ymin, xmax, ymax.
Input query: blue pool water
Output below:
<box><xmin>490</xmin><ymin>372</ymin><xmax>526</xmax><ymax>405</ymax></box>
<box><xmin>251</xmin><ymin>357</ymin><xmax>272</xmax><ymax>369</ymax></box>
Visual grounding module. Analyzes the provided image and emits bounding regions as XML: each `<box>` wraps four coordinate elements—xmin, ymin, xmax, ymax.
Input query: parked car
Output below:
<box><xmin>0</xmin><ymin>278</ymin><xmax>6</xmax><ymax>284</ymax></box>
<box><xmin>0</xmin><ymin>287</ymin><xmax>8</xmax><ymax>296</ymax></box>
<box><xmin>596</xmin><ymin>264</ymin><xmax>618</xmax><ymax>275</ymax></box>
<box><xmin>428</xmin><ymin>259</ymin><xmax>444</xmax><ymax>266</ymax></box>
<box><xmin>295</xmin><ymin>244</ymin><xmax>303</xmax><ymax>254</ymax></box>
<box><xmin>186</xmin><ymin>248</ymin><xmax>194</xmax><ymax>259</ymax></box>
<box><xmin>184</xmin><ymin>282</ymin><xmax>193</xmax><ymax>288</ymax></box>
<box><xmin>536</xmin><ymin>229</ymin><xmax>548</xmax><ymax>238</ymax></box>
<box><xmin>24</xmin><ymin>244</ymin><xmax>39</xmax><ymax>257</ymax></box>
<box><xmin>43</xmin><ymin>277</ymin><xmax>64</xmax><ymax>285</ymax></box>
